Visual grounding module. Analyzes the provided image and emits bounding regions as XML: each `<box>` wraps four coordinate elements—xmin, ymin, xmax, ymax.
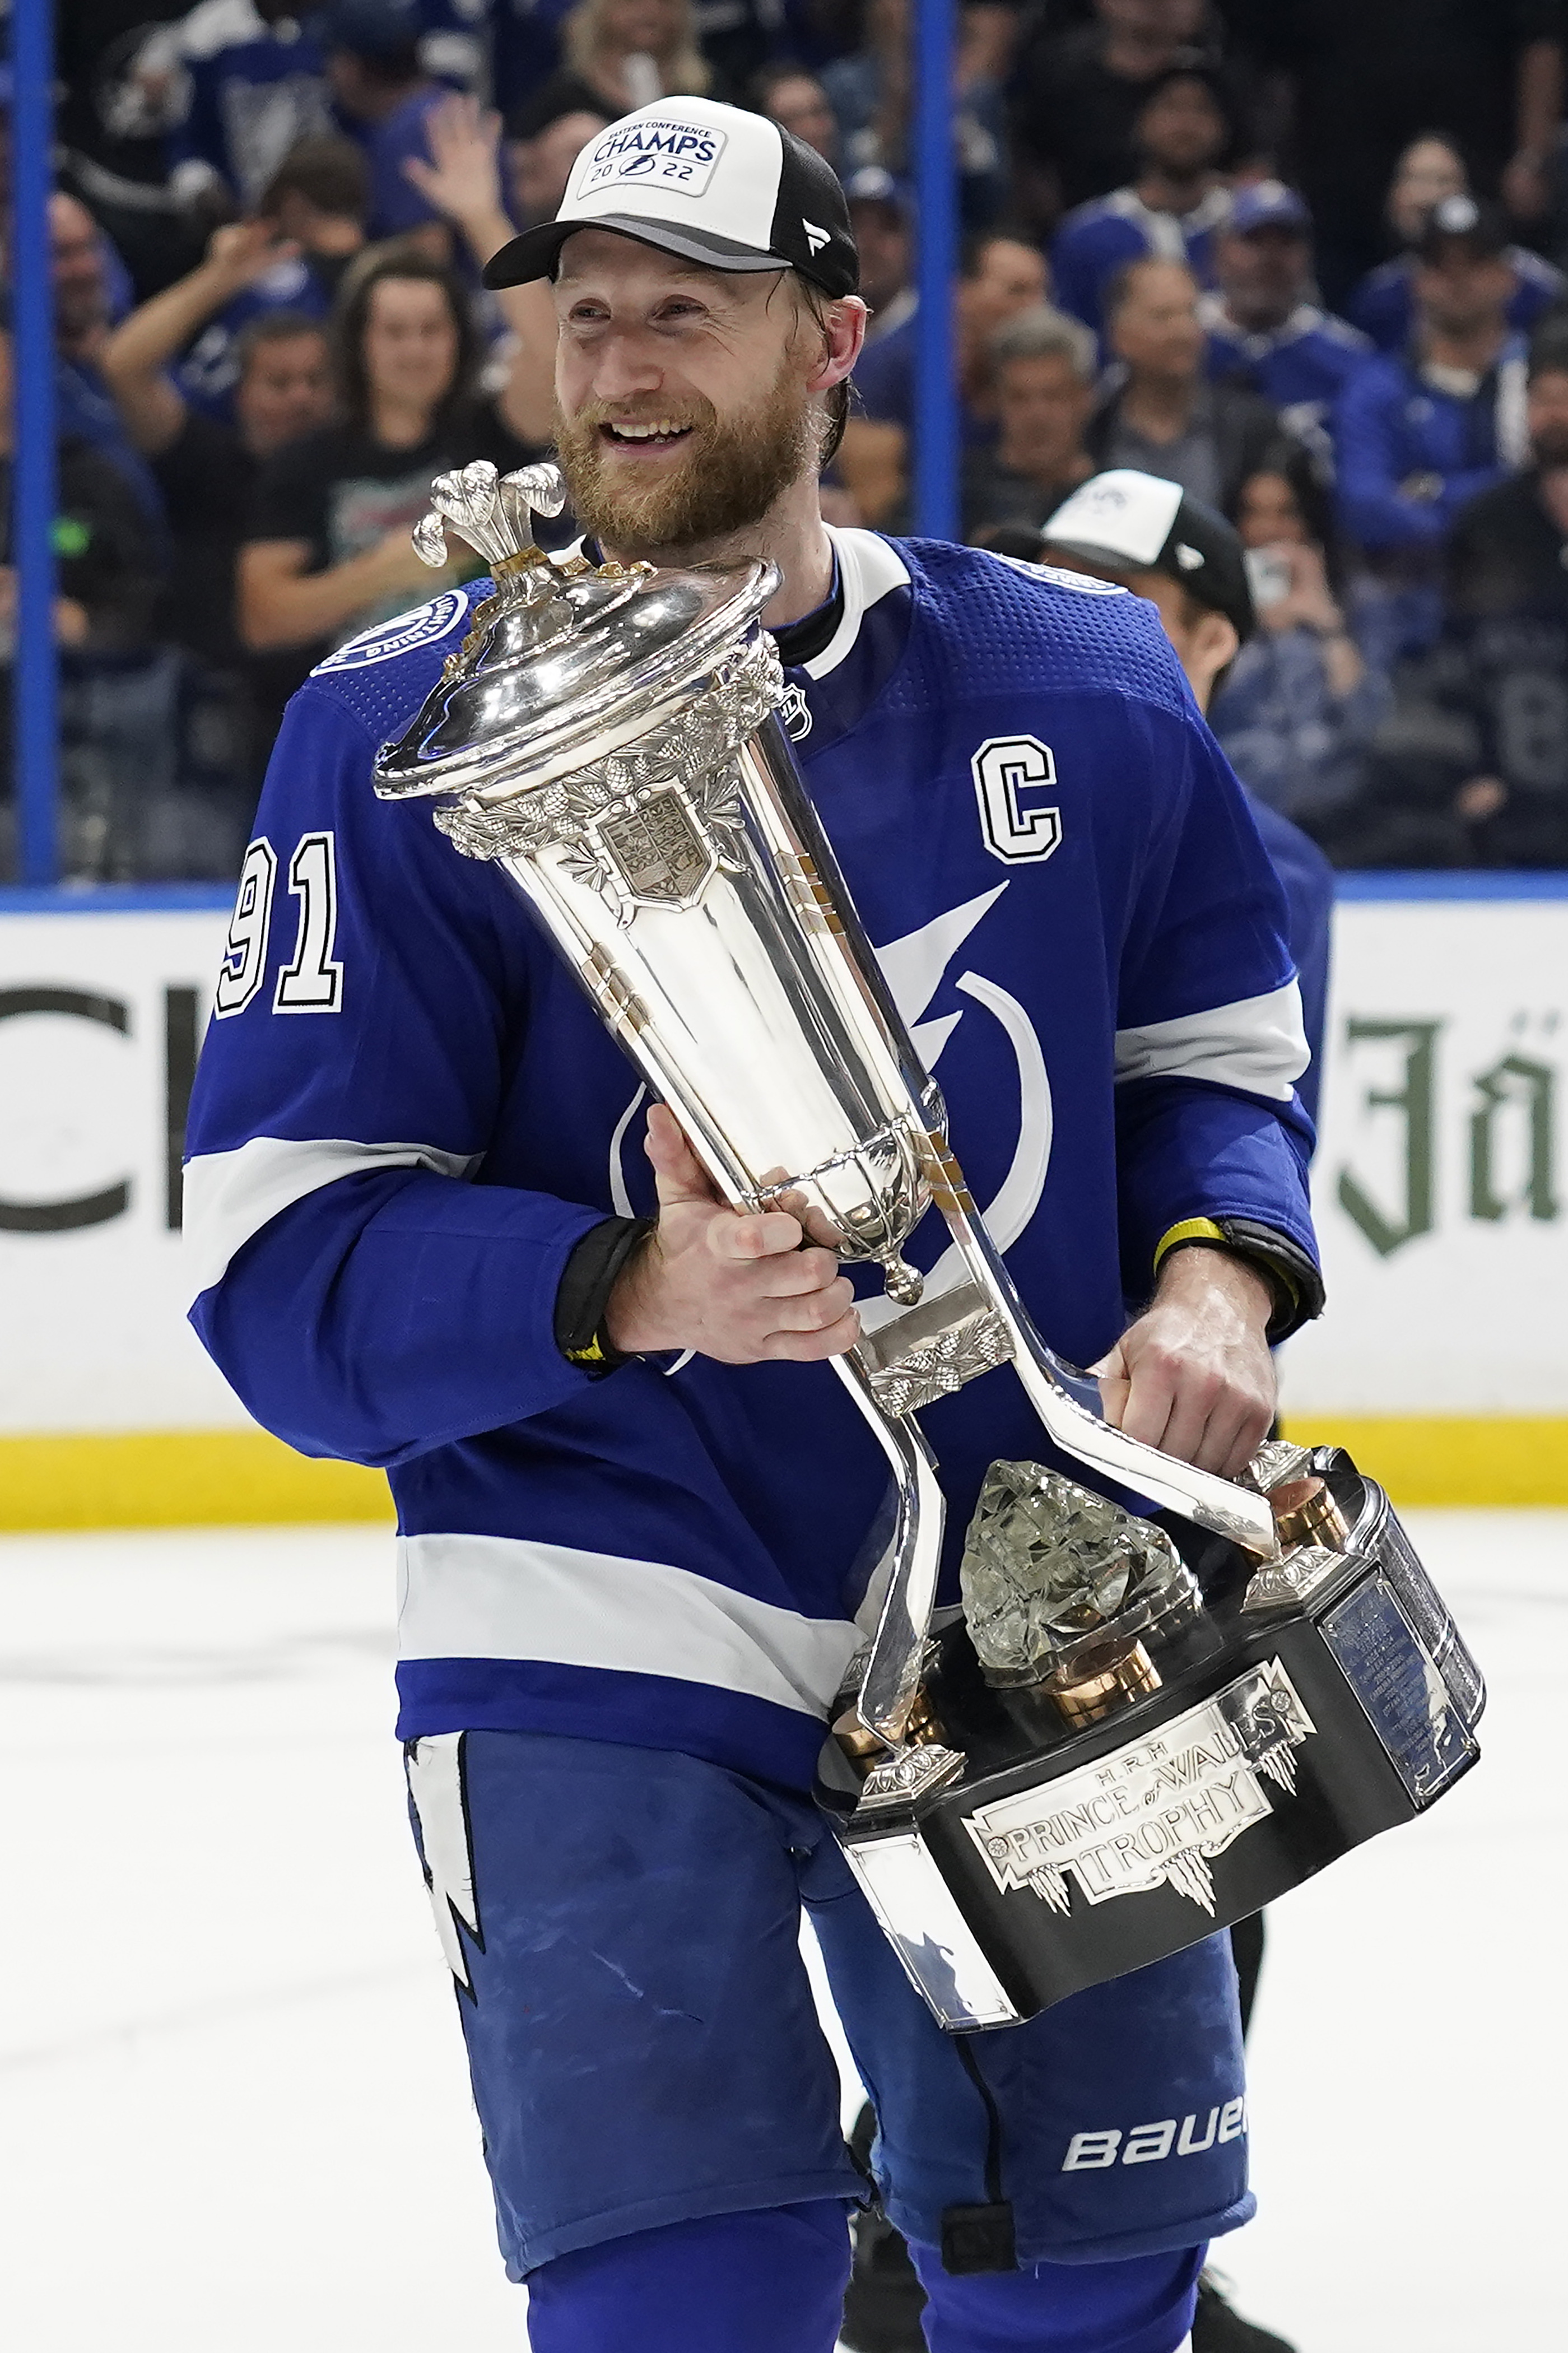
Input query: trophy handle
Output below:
<box><xmin>741</xmin><ymin>724</ymin><xmax>1281</xmax><ymax>1565</ymax></box>
<box><xmin>923</xmin><ymin>1150</ymin><xmax>1280</xmax><ymax>1559</ymax></box>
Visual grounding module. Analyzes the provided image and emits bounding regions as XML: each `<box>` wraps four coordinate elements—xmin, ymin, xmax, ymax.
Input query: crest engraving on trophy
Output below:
<box><xmin>592</xmin><ymin>784</ymin><xmax>718</xmax><ymax>908</ymax></box>
<box><xmin>964</xmin><ymin>1660</ymin><xmax>1316</xmax><ymax>1917</ymax></box>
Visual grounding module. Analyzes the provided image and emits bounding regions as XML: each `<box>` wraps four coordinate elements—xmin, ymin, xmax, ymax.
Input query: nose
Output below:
<box><xmin>589</xmin><ymin>331</ymin><xmax>665</xmax><ymax>404</ymax></box>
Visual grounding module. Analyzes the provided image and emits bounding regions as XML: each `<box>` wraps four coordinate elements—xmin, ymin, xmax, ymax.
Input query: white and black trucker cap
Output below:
<box><xmin>482</xmin><ymin>96</ymin><xmax>859</xmax><ymax>300</ymax></box>
<box><xmin>1041</xmin><ymin>469</ymin><xmax>1257</xmax><ymax>644</ymax></box>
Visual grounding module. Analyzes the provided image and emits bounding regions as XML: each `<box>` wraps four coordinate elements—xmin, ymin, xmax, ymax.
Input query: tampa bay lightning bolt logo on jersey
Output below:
<box><xmin>311</xmin><ymin>589</ymin><xmax>468</xmax><ymax>675</ymax></box>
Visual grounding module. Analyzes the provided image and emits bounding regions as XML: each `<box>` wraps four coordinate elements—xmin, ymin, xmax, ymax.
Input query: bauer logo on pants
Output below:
<box><xmin>1062</xmin><ymin>2099</ymin><xmax>1247</xmax><ymax>2170</ymax></box>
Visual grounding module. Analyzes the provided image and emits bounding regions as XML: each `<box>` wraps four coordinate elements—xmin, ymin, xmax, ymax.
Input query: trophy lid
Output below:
<box><xmin>374</xmin><ymin>460</ymin><xmax>778</xmax><ymax>803</ymax></box>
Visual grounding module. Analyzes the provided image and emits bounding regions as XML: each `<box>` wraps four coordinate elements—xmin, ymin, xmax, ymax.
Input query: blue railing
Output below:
<box><xmin>12</xmin><ymin>0</ymin><xmax>59</xmax><ymax>886</ymax></box>
<box><xmin>912</xmin><ymin>0</ymin><xmax>959</xmax><ymax>541</ymax></box>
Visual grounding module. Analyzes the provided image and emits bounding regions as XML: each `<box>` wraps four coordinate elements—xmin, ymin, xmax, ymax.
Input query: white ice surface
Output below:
<box><xmin>1</xmin><ymin>1514</ymin><xmax>1562</xmax><ymax>2352</ymax></box>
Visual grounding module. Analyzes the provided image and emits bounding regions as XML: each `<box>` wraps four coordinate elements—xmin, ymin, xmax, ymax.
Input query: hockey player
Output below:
<box><xmin>1038</xmin><ymin>471</ymin><xmax>1334</xmax><ymax>1135</ymax></box>
<box><xmin>184</xmin><ymin>98</ymin><xmax>1322</xmax><ymax>2353</ymax></box>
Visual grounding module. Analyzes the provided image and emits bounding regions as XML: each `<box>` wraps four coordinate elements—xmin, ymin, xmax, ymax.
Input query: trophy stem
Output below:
<box><xmin>830</xmin><ymin>1353</ymin><xmax>947</xmax><ymax>1748</ymax></box>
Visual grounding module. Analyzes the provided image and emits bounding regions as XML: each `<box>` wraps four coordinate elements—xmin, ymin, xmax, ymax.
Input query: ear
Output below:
<box><xmin>804</xmin><ymin>295</ymin><xmax>868</xmax><ymax>392</ymax></box>
<box><xmin>1190</xmin><ymin>607</ymin><xmax>1240</xmax><ymax>704</ymax></box>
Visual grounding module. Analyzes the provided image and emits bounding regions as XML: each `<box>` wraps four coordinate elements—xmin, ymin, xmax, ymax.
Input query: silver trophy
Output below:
<box><xmin>374</xmin><ymin>463</ymin><xmax>1482</xmax><ymax>2028</ymax></box>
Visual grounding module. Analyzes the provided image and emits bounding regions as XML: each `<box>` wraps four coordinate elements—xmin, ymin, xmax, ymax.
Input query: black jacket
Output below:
<box><xmin>1085</xmin><ymin>379</ymin><xmax>1290</xmax><ymax>519</ymax></box>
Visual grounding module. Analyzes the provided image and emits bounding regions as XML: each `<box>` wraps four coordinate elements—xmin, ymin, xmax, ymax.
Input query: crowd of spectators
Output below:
<box><xmin>8</xmin><ymin>0</ymin><xmax>1568</xmax><ymax>878</ymax></box>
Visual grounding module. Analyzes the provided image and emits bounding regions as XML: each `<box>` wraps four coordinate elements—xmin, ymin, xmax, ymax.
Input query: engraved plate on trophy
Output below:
<box><xmin>963</xmin><ymin>1661</ymin><xmax>1316</xmax><ymax>1918</ymax></box>
<box><xmin>1320</xmin><ymin>1576</ymin><xmax>1477</xmax><ymax>1802</ymax></box>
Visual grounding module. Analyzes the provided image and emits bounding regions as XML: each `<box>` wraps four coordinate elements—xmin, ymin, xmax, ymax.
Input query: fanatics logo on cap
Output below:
<box><xmin>803</xmin><ymin>220</ymin><xmax>831</xmax><ymax>253</ymax></box>
<box><xmin>575</xmin><ymin>115</ymin><xmax>730</xmax><ymax>203</ymax></box>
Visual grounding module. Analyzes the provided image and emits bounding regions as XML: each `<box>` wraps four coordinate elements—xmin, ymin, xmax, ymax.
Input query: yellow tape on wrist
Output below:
<box><xmin>1151</xmin><ymin>1217</ymin><xmax>1229</xmax><ymax>1273</ymax></box>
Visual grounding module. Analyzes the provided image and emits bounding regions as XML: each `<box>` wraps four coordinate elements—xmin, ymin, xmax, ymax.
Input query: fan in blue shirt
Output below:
<box><xmin>1052</xmin><ymin>64</ymin><xmax>1237</xmax><ymax>333</ymax></box>
<box><xmin>1336</xmin><ymin>202</ymin><xmax>1532</xmax><ymax>543</ymax></box>
<box><xmin>1350</xmin><ymin>132</ymin><xmax>1563</xmax><ymax>355</ymax></box>
<box><xmin>165</xmin><ymin>0</ymin><xmax>476</xmax><ymax>235</ymax></box>
<box><xmin>1199</xmin><ymin>182</ymin><xmax>1373</xmax><ymax>453</ymax></box>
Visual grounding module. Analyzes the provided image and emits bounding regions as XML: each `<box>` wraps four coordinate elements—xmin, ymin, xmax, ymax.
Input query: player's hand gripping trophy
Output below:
<box><xmin>374</xmin><ymin>459</ymin><xmax>1484</xmax><ymax>2030</ymax></box>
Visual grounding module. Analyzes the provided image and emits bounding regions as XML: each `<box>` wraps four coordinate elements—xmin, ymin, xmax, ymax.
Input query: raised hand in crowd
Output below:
<box><xmin>101</xmin><ymin>218</ymin><xmax>300</xmax><ymax>457</ymax></box>
<box><xmin>401</xmin><ymin>92</ymin><xmax>557</xmax><ymax>446</ymax></box>
<box><xmin>402</xmin><ymin>93</ymin><xmax>516</xmax><ymax>273</ymax></box>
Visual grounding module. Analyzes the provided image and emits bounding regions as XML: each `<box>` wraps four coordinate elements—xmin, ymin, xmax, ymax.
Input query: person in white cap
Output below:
<box><xmin>185</xmin><ymin>94</ymin><xmax>1324</xmax><ymax>2353</ymax></box>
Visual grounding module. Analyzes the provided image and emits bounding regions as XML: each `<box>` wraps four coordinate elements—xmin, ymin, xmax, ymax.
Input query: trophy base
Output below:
<box><xmin>816</xmin><ymin>1450</ymin><xmax>1483</xmax><ymax>2033</ymax></box>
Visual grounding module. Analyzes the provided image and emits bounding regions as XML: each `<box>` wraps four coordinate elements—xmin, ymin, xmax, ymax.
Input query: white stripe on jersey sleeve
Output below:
<box><xmin>397</xmin><ymin>1531</ymin><xmax>862</xmax><ymax>1721</ymax></box>
<box><xmin>183</xmin><ymin>1133</ymin><xmax>481</xmax><ymax>1304</ymax></box>
<box><xmin>1114</xmin><ymin>980</ymin><xmax>1308</xmax><ymax>1103</ymax></box>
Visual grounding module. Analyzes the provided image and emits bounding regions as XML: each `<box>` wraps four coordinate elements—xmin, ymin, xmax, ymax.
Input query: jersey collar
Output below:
<box><xmin>799</xmin><ymin>528</ymin><xmax>911</xmax><ymax>678</ymax></box>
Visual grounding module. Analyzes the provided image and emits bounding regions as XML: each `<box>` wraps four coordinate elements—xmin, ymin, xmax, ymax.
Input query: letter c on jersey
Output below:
<box><xmin>971</xmin><ymin>736</ymin><xmax>1063</xmax><ymax>866</ymax></box>
<box><xmin>0</xmin><ymin>988</ymin><xmax>131</xmax><ymax>1231</ymax></box>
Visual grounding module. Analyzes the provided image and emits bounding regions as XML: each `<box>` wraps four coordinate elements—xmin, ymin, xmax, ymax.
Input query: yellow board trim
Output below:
<box><xmin>1279</xmin><ymin>1417</ymin><xmax>1568</xmax><ymax>1509</ymax></box>
<box><xmin>0</xmin><ymin>1417</ymin><xmax>1563</xmax><ymax>1532</ymax></box>
<box><xmin>0</xmin><ymin>1429</ymin><xmax>393</xmax><ymax>1532</ymax></box>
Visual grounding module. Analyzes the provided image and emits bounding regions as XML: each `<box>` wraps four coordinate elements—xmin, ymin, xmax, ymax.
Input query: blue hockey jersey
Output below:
<box><xmin>184</xmin><ymin>531</ymin><xmax>1316</xmax><ymax>1794</ymax></box>
<box><xmin>1335</xmin><ymin>338</ymin><xmax>1531</xmax><ymax>555</ymax></box>
<box><xmin>1348</xmin><ymin>247</ymin><xmax>1563</xmax><ymax>357</ymax></box>
<box><xmin>1199</xmin><ymin>294</ymin><xmax>1372</xmax><ymax>445</ymax></box>
<box><xmin>1051</xmin><ymin>187</ymin><xmax>1232</xmax><ymax>332</ymax></box>
<box><xmin>167</xmin><ymin>21</ymin><xmax>333</xmax><ymax>211</ymax></box>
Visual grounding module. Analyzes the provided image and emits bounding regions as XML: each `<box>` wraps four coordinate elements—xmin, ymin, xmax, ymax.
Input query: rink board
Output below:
<box><xmin>0</xmin><ymin>877</ymin><xmax>1564</xmax><ymax>1526</ymax></box>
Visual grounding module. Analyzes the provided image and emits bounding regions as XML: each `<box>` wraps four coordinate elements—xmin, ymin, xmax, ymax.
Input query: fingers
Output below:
<box><xmin>1118</xmin><ymin>1346</ymin><xmax>1180</xmax><ymax>1453</ymax></box>
<box><xmin>707</xmin><ymin>1210</ymin><xmax>811</xmax><ymax>1262</ymax></box>
<box><xmin>1104</xmin><ymin>1310</ymin><xmax>1276</xmax><ymax>1476</ymax></box>
<box><xmin>750</xmin><ymin>1184</ymin><xmax>846</xmax><ymax>1253</ymax></box>
<box><xmin>643</xmin><ymin>1104</ymin><xmax>723</xmax><ymax>1210</ymax></box>
<box><xmin>761</xmin><ymin>1306</ymin><xmax>862</xmax><ymax>1361</ymax></box>
<box><xmin>1089</xmin><ymin>1341</ymin><xmax>1130</xmax><ymax>1427</ymax></box>
<box><xmin>1120</xmin><ymin>1351</ymin><xmax>1273</xmax><ymax>1475</ymax></box>
<box><xmin>1192</xmin><ymin>1393</ymin><xmax>1273</xmax><ymax>1480</ymax></box>
<box><xmin>759</xmin><ymin>1272</ymin><xmax>857</xmax><ymax>1334</ymax></box>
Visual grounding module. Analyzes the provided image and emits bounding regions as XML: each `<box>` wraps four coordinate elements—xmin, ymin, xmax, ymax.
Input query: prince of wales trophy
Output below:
<box><xmin>373</xmin><ymin>462</ymin><xmax>1484</xmax><ymax>2032</ymax></box>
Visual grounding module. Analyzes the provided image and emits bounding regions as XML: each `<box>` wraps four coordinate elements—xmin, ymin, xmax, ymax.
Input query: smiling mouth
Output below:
<box><xmin>600</xmin><ymin>418</ymin><xmax>696</xmax><ymax>450</ymax></box>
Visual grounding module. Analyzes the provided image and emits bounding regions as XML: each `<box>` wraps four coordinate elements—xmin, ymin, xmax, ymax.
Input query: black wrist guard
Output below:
<box><xmin>554</xmin><ymin>1215</ymin><xmax>657</xmax><ymax>1377</ymax></box>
